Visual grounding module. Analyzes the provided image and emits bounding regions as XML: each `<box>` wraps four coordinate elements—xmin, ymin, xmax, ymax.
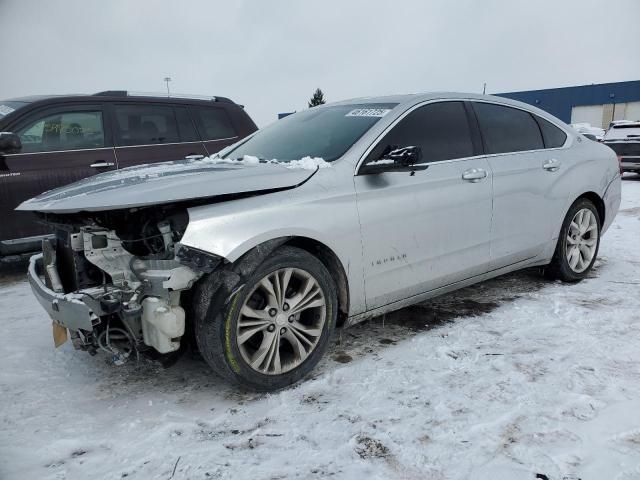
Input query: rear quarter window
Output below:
<box><xmin>535</xmin><ymin>116</ymin><xmax>567</xmax><ymax>148</ymax></box>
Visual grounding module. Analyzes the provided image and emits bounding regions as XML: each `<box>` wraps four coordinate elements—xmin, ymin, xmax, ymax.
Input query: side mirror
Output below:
<box><xmin>0</xmin><ymin>132</ymin><xmax>22</xmax><ymax>153</ymax></box>
<box><xmin>359</xmin><ymin>145</ymin><xmax>426</xmax><ymax>175</ymax></box>
<box><xmin>385</xmin><ymin>145</ymin><xmax>422</xmax><ymax>166</ymax></box>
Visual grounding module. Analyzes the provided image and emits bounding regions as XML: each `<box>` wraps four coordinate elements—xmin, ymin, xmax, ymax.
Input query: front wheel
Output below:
<box><xmin>194</xmin><ymin>246</ymin><xmax>337</xmax><ymax>391</ymax></box>
<box><xmin>545</xmin><ymin>198</ymin><xmax>601</xmax><ymax>282</ymax></box>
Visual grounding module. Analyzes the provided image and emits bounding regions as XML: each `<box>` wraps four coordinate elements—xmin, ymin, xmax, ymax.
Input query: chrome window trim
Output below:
<box><xmin>3</xmin><ymin>137</ymin><xmax>238</xmax><ymax>156</ymax></box>
<box><xmin>4</xmin><ymin>146</ymin><xmax>115</xmax><ymax>157</ymax></box>
<box><xmin>113</xmin><ymin>137</ymin><xmax>238</xmax><ymax>149</ymax></box>
<box><xmin>354</xmin><ymin>97</ymin><xmax>572</xmax><ymax>176</ymax></box>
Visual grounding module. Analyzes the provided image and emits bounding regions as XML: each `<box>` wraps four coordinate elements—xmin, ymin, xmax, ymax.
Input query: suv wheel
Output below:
<box><xmin>194</xmin><ymin>246</ymin><xmax>337</xmax><ymax>391</ymax></box>
<box><xmin>545</xmin><ymin>198</ymin><xmax>601</xmax><ymax>282</ymax></box>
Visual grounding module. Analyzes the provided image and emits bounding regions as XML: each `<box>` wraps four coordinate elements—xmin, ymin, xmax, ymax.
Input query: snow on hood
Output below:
<box><xmin>203</xmin><ymin>154</ymin><xmax>332</xmax><ymax>170</ymax></box>
<box><xmin>17</xmin><ymin>157</ymin><xmax>323</xmax><ymax>214</ymax></box>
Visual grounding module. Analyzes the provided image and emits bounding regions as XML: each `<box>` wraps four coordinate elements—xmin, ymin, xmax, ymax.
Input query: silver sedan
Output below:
<box><xmin>20</xmin><ymin>93</ymin><xmax>622</xmax><ymax>391</ymax></box>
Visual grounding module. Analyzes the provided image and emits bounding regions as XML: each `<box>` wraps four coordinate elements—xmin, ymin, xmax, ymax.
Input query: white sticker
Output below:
<box><xmin>346</xmin><ymin>108</ymin><xmax>391</xmax><ymax>118</ymax></box>
<box><xmin>0</xmin><ymin>105</ymin><xmax>15</xmax><ymax>116</ymax></box>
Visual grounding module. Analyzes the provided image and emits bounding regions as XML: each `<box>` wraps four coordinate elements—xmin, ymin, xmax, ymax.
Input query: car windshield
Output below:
<box><xmin>0</xmin><ymin>100</ymin><xmax>29</xmax><ymax>119</ymax></box>
<box><xmin>222</xmin><ymin>103</ymin><xmax>397</xmax><ymax>162</ymax></box>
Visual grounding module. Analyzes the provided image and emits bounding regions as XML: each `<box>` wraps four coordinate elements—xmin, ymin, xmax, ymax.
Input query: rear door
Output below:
<box><xmin>0</xmin><ymin>104</ymin><xmax>116</xmax><ymax>242</ymax></box>
<box><xmin>472</xmin><ymin>101</ymin><xmax>569</xmax><ymax>268</ymax></box>
<box><xmin>355</xmin><ymin>101</ymin><xmax>493</xmax><ymax>309</ymax></box>
<box><xmin>110</xmin><ymin>103</ymin><xmax>208</xmax><ymax>168</ymax></box>
<box><xmin>190</xmin><ymin>105</ymin><xmax>240</xmax><ymax>155</ymax></box>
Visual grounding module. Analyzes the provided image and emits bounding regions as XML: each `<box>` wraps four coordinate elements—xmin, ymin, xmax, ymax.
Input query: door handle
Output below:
<box><xmin>543</xmin><ymin>159</ymin><xmax>560</xmax><ymax>172</ymax></box>
<box><xmin>185</xmin><ymin>154</ymin><xmax>205</xmax><ymax>160</ymax></box>
<box><xmin>90</xmin><ymin>161</ymin><xmax>115</xmax><ymax>168</ymax></box>
<box><xmin>462</xmin><ymin>168</ymin><xmax>488</xmax><ymax>182</ymax></box>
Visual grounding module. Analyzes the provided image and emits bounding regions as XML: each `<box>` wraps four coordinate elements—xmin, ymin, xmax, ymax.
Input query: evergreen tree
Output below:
<box><xmin>308</xmin><ymin>88</ymin><xmax>326</xmax><ymax>107</ymax></box>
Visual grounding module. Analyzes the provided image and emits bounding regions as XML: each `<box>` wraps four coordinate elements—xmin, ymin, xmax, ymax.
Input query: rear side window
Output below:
<box><xmin>113</xmin><ymin>104</ymin><xmax>180</xmax><ymax>146</ymax></box>
<box><xmin>367</xmin><ymin>101</ymin><xmax>474</xmax><ymax>163</ymax></box>
<box><xmin>473</xmin><ymin>102</ymin><xmax>543</xmax><ymax>154</ymax></box>
<box><xmin>536</xmin><ymin>116</ymin><xmax>567</xmax><ymax>148</ymax></box>
<box><xmin>16</xmin><ymin>110</ymin><xmax>104</xmax><ymax>153</ymax></box>
<box><xmin>191</xmin><ymin>107</ymin><xmax>236</xmax><ymax>140</ymax></box>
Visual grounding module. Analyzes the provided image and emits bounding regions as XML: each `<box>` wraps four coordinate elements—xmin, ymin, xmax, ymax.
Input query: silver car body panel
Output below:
<box><xmin>20</xmin><ymin>92</ymin><xmax>622</xmax><ymax>322</ymax></box>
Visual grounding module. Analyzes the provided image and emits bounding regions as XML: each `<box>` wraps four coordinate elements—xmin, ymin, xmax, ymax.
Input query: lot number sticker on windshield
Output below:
<box><xmin>0</xmin><ymin>105</ymin><xmax>15</xmax><ymax>116</ymax></box>
<box><xmin>346</xmin><ymin>108</ymin><xmax>391</xmax><ymax>118</ymax></box>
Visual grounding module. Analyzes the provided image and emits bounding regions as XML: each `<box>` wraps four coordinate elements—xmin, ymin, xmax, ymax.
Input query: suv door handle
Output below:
<box><xmin>90</xmin><ymin>161</ymin><xmax>115</xmax><ymax>168</ymax></box>
<box><xmin>185</xmin><ymin>154</ymin><xmax>205</xmax><ymax>160</ymax></box>
<box><xmin>543</xmin><ymin>159</ymin><xmax>561</xmax><ymax>172</ymax></box>
<box><xmin>462</xmin><ymin>168</ymin><xmax>488</xmax><ymax>182</ymax></box>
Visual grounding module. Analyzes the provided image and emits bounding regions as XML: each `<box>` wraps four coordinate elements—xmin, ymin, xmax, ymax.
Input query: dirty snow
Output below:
<box><xmin>1</xmin><ymin>177</ymin><xmax>640</xmax><ymax>480</ymax></box>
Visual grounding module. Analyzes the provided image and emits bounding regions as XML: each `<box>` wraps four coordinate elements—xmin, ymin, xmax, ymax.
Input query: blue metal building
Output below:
<box><xmin>496</xmin><ymin>80</ymin><xmax>640</xmax><ymax>128</ymax></box>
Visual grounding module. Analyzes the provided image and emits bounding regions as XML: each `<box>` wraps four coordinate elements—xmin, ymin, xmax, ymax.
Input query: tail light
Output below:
<box><xmin>617</xmin><ymin>155</ymin><xmax>623</xmax><ymax>174</ymax></box>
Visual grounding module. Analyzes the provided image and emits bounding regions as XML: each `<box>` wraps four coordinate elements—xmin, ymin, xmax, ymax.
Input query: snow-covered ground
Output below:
<box><xmin>2</xmin><ymin>177</ymin><xmax>640</xmax><ymax>480</ymax></box>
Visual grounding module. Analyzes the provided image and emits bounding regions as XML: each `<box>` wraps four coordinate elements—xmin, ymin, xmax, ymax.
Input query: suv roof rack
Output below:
<box><xmin>92</xmin><ymin>90</ymin><xmax>235</xmax><ymax>103</ymax></box>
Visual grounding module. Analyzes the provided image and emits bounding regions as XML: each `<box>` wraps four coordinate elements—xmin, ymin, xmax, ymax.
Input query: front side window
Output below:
<box><xmin>473</xmin><ymin>102</ymin><xmax>544</xmax><ymax>154</ymax></box>
<box><xmin>223</xmin><ymin>103</ymin><xmax>397</xmax><ymax>162</ymax></box>
<box><xmin>192</xmin><ymin>107</ymin><xmax>236</xmax><ymax>140</ymax></box>
<box><xmin>114</xmin><ymin>104</ymin><xmax>180</xmax><ymax>146</ymax></box>
<box><xmin>17</xmin><ymin>110</ymin><xmax>104</xmax><ymax>153</ymax></box>
<box><xmin>366</xmin><ymin>101</ymin><xmax>474</xmax><ymax>163</ymax></box>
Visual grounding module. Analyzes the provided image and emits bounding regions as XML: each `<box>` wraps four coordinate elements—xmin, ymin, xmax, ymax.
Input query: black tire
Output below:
<box><xmin>545</xmin><ymin>198</ymin><xmax>601</xmax><ymax>282</ymax></box>
<box><xmin>193</xmin><ymin>246</ymin><xmax>337</xmax><ymax>391</ymax></box>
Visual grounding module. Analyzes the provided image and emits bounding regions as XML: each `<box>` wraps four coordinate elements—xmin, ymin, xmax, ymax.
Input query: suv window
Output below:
<box><xmin>536</xmin><ymin>116</ymin><xmax>567</xmax><ymax>148</ymax></box>
<box><xmin>192</xmin><ymin>107</ymin><xmax>236</xmax><ymax>140</ymax></box>
<box><xmin>174</xmin><ymin>106</ymin><xmax>199</xmax><ymax>142</ymax></box>
<box><xmin>114</xmin><ymin>104</ymin><xmax>180</xmax><ymax>146</ymax></box>
<box><xmin>473</xmin><ymin>102</ymin><xmax>544</xmax><ymax>154</ymax></box>
<box><xmin>367</xmin><ymin>101</ymin><xmax>474</xmax><ymax>163</ymax></box>
<box><xmin>17</xmin><ymin>110</ymin><xmax>104</xmax><ymax>153</ymax></box>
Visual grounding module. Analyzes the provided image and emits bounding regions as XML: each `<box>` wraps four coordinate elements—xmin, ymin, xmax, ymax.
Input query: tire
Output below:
<box><xmin>545</xmin><ymin>198</ymin><xmax>601</xmax><ymax>282</ymax></box>
<box><xmin>194</xmin><ymin>246</ymin><xmax>337</xmax><ymax>391</ymax></box>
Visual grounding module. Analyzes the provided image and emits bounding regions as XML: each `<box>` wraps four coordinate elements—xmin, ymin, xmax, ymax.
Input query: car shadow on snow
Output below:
<box><xmin>0</xmin><ymin>257</ymin><xmax>30</xmax><ymax>287</ymax></box>
<box><xmin>4</xmin><ymin>250</ymin><xmax>608</xmax><ymax>401</ymax></box>
<box><xmin>84</xmin><ymin>266</ymin><xmax>556</xmax><ymax>401</ymax></box>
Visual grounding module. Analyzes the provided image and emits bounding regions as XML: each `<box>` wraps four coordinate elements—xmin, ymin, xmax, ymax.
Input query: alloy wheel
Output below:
<box><xmin>236</xmin><ymin>267</ymin><xmax>327</xmax><ymax>375</ymax></box>
<box><xmin>565</xmin><ymin>208</ymin><xmax>598</xmax><ymax>273</ymax></box>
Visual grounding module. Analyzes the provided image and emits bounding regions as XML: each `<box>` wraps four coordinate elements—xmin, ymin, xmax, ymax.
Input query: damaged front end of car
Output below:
<box><xmin>28</xmin><ymin>206</ymin><xmax>220</xmax><ymax>364</ymax></box>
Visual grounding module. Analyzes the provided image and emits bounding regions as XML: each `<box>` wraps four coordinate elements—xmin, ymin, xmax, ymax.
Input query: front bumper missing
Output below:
<box><xmin>28</xmin><ymin>254</ymin><xmax>100</xmax><ymax>331</ymax></box>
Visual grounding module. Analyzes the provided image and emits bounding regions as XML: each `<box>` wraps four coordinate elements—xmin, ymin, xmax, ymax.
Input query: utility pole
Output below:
<box><xmin>483</xmin><ymin>82</ymin><xmax>487</xmax><ymax>95</ymax></box>
<box><xmin>164</xmin><ymin>77</ymin><xmax>172</xmax><ymax>97</ymax></box>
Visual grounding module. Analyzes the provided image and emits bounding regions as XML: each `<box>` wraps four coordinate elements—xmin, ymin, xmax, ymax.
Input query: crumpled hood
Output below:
<box><xmin>17</xmin><ymin>159</ymin><xmax>317</xmax><ymax>213</ymax></box>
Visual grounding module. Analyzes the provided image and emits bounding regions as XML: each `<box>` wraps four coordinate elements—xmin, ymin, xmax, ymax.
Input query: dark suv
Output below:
<box><xmin>0</xmin><ymin>91</ymin><xmax>257</xmax><ymax>256</ymax></box>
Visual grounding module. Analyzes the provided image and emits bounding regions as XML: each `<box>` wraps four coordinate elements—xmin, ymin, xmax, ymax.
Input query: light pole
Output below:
<box><xmin>164</xmin><ymin>77</ymin><xmax>172</xmax><ymax>97</ymax></box>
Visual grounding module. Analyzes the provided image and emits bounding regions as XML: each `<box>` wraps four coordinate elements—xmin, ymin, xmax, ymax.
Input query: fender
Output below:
<box><xmin>179</xmin><ymin>167</ymin><xmax>368</xmax><ymax>315</ymax></box>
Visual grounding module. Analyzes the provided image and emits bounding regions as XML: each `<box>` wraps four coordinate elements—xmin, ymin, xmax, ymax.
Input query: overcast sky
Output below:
<box><xmin>1</xmin><ymin>0</ymin><xmax>638</xmax><ymax>126</ymax></box>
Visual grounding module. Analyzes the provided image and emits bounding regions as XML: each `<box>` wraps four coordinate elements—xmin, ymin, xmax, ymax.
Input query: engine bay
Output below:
<box><xmin>35</xmin><ymin>206</ymin><xmax>218</xmax><ymax>364</ymax></box>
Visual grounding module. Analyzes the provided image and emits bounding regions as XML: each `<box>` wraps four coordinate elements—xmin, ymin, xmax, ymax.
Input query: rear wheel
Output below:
<box><xmin>545</xmin><ymin>198</ymin><xmax>601</xmax><ymax>282</ymax></box>
<box><xmin>194</xmin><ymin>246</ymin><xmax>337</xmax><ymax>391</ymax></box>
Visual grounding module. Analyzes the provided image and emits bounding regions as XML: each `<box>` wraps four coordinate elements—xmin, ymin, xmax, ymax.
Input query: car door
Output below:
<box><xmin>471</xmin><ymin>101</ymin><xmax>569</xmax><ymax>268</ymax></box>
<box><xmin>110</xmin><ymin>103</ymin><xmax>208</xmax><ymax>168</ymax></box>
<box><xmin>354</xmin><ymin>101</ymin><xmax>493</xmax><ymax>310</ymax></box>
<box><xmin>189</xmin><ymin>105</ymin><xmax>240</xmax><ymax>155</ymax></box>
<box><xmin>0</xmin><ymin>104</ymin><xmax>116</xmax><ymax>244</ymax></box>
